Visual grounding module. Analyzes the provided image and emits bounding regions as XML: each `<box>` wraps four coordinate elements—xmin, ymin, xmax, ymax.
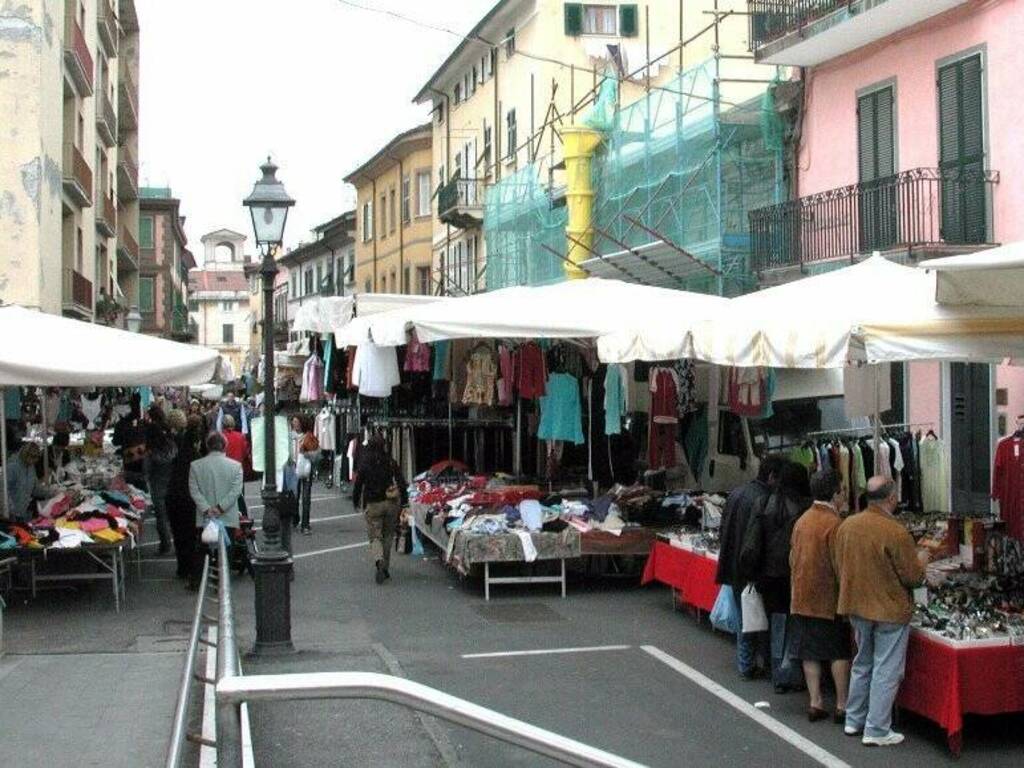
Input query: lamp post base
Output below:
<box><xmin>252</xmin><ymin>488</ymin><xmax>294</xmax><ymax>656</ymax></box>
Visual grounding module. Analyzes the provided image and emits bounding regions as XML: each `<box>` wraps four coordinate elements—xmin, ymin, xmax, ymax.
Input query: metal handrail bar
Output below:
<box><xmin>165</xmin><ymin>553</ymin><xmax>212</xmax><ymax>768</ymax></box>
<box><xmin>216</xmin><ymin>533</ymin><xmax>244</xmax><ymax>767</ymax></box>
<box><xmin>217</xmin><ymin>671</ymin><xmax>648</xmax><ymax>768</ymax></box>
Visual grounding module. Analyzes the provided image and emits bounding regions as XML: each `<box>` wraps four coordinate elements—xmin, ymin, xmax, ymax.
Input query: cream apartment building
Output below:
<box><xmin>189</xmin><ymin>229</ymin><xmax>253</xmax><ymax>377</ymax></box>
<box><xmin>414</xmin><ymin>0</ymin><xmax>770</xmax><ymax>294</ymax></box>
<box><xmin>0</xmin><ymin>0</ymin><xmax>142</xmax><ymax>322</ymax></box>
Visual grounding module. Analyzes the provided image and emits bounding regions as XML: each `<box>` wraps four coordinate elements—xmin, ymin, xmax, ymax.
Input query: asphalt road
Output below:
<box><xmin>4</xmin><ymin>481</ymin><xmax>1023</xmax><ymax>767</ymax></box>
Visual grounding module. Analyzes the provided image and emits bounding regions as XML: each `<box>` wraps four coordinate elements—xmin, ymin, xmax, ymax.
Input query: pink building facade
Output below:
<box><xmin>753</xmin><ymin>0</ymin><xmax>1022</xmax><ymax>512</ymax></box>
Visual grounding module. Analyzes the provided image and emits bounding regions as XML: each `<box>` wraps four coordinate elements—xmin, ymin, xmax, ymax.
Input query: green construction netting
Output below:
<box><xmin>484</xmin><ymin>59</ymin><xmax>784</xmax><ymax>295</ymax></box>
<box><xmin>484</xmin><ymin>164</ymin><xmax>567</xmax><ymax>291</ymax></box>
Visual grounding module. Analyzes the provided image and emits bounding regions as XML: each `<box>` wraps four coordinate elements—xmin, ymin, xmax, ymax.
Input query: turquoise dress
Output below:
<box><xmin>538</xmin><ymin>373</ymin><xmax>584</xmax><ymax>445</ymax></box>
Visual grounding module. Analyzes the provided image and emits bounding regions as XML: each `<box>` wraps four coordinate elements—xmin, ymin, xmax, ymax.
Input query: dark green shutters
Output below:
<box><xmin>856</xmin><ymin>86</ymin><xmax>897</xmax><ymax>251</ymax></box>
<box><xmin>565</xmin><ymin>3</ymin><xmax>583</xmax><ymax>35</ymax></box>
<box><xmin>938</xmin><ymin>54</ymin><xmax>987</xmax><ymax>244</ymax></box>
<box><xmin>620</xmin><ymin>4</ymin><xmax>638</xmax><ymax>37</ymax></box>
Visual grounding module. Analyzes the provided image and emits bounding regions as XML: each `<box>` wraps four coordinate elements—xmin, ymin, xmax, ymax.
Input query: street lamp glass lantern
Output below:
<box><xmin>243</xmin><ymin>157</ymin><xmax>295</xmax><ymax>249</ymax></box>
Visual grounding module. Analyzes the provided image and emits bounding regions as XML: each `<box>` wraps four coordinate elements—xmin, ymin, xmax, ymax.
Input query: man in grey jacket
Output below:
<box><xmin>187</xmin><ymin>432</ymin><xmax>243</xmax><ymax>588</ymax></box>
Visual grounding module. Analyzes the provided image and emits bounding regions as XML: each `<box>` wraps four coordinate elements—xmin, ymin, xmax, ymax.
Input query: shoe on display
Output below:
<box><xmin>862</xmin><ymin>731</ymin><xmax>904</xmax><ymax>747</ymax></box>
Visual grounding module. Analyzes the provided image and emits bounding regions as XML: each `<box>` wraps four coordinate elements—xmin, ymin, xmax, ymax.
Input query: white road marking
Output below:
<box><xmin>292</xmin><ymin>541</ymin><xmax>369</xmax><ymax>560</ymax></box>
<box><xmin>461</xmin><ymin>645</ymin><xmax>632</xmax><ymax>659</ymax></box>
<box><xmin>641</xmin><ymin>646</ymin><xmax>852</xmax><ymax>768</ymax></box>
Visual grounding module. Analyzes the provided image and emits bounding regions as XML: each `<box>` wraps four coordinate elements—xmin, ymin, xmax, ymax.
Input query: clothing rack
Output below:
<box><xmin>805</xmin><ymin>421</ymin><xmax>933</xmax><ymax>439</ymax></box>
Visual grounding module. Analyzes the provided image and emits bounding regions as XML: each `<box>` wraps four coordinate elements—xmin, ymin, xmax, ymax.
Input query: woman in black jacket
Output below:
<box><xmin>352</xmin><ymin>434</ymin><xmax>407</xmax><ymax>585</ymax></box>
<box><xmin>740</xmin><ymin>459</ymin><xmax>811</xmax><ymax>693</ymax></box>
<box><xmin>166</xmin><ymin>412</ymin><xmax>202</xmax><ymax>581</ymax></box>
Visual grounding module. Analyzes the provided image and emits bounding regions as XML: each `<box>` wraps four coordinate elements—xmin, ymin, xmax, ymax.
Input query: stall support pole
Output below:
<box><xmin>514</xmin><ymin>398</ymin><xmax>522</xmax><ymax>476</ymax></box>
<box><xmin>1</xmin><ymin>389</ymin><xmax>8</xmax><ymax>516</ymax></box>
<box><xmin>587</xmin><ymin>379</ymin><xmax>594</xmax><ymax>492</ymax></box>
<box><xmin>872</xmin><ymin>365</ymin><xmax>882</xmax><ymax>475</ymax></box>
<box><xmin>448</xmin><ymin>400</ymin><xmax>453</xmax><ymax>462</ymax></box>
<box><xmin>40</xmin><ymin>389</ymin><xmax>48</xmax><ymax>479</ymax></box>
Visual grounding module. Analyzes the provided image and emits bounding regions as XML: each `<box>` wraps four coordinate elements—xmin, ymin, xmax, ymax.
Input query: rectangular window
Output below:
<box><xmin>857</xmin><ymin>85</ymin><xmax>896</xmax><ymax>251</ymax></box>
<box><xmin>188</xmin><ymin>298</ymin><xmax>198</xmax><ymax>311</ymax></box>
<box><xmin>221</xmin><ymin>300</ymin><xmax>234</xmax><ymax>311</ymax></box>
<box><xmin>565</xmin><ymin>3</ymin><xmax>583</xmax><ymax>35</ymax></box>
<box><xmin>290</xmin><ymin>271</ymin><xmax>297</xmax><ymax>298</ymax></box>
<box><xmin>401</xmin><ymin>176</ymin><xmax>411</xmax><ymax>224</ymax></box>
<box><xmin>380</xmin><ymin>194</ymin><xmax>387</xmax><ymax>237</ymax></box>
<box><xmin>316</xmin><ymin>262</ymin><xmax>323</xmax><ymax>290</ymax></box>
<box><xmin>417</xmin><ymin>266</ymin><xmax>430</xmax><ymax>296</ymax></box>
<box><xmin>304</xmin><ymin>268</ymin><xmax>314</xmax><ymax>295</ymax></box>
<box><xmin>139</xmin><ymin>277</ymin><xmax>155</xmax><ymax>313</ymax></box>
<box><xmin>381</xmin><ymin>275</ymin><xmax>387</xmax><ymax>293</ymax></box>
<box><xmin>361</xmin><ymin>201</ymin><xmax>373</xmax><ymax>242</ymax></box>
<box><xmin>583</xmin><ymin>5</ymin><xmax>617</xmax><ymax>35</ymax></box>
<box><xmin>389</xmin><ymin>188</ymin><xmax>396</xmax><ymax>233</ymax></box>
<box><xmin>139</xmin><ymin>216</ymin><xmax>154</xmax><ymax>248</ymax></box>
<box><xmin>222</xmin><ymin>324</ymin><xmax>234</xmax><ymax>344</ymax></box>
<box><xmin>505</xmin><ymin>27</ymin><xmax>515</xmax><ymax>58</ymax></box>
<box><xmin>938</xmin><ymin>53</ymin><xmax>987</xmax><ymax>244</ymax></box>
<box><xmin>403</xmin><ymin>266</ymin><xmax>410</xmax><ymax>294</ymax></box>
<box><xmin>506</xmin><ymin>108</ymin><xmax>517</xmax><ymax>161</ymax></box>
<box><xmin>619</xmin><ymin>4</ymin><xmax>638</xmax><ymax>37</ymax></box>
<box><xmin>466</xmin><ymin>71</ymin><xmax>473</xmax><ymax>98</ymax></box>
<box><xmin>416</xmin><ymin>171</ymin><xmax>432</xmax><ymax>217</ymax></box>
<box><xmin>454</xmin><ymin>83</ymin><xmax>461</xmax><ymax>105</ymax></box>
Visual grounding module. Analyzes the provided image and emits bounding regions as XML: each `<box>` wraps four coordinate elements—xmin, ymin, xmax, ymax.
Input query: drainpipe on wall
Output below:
<box><xmin>371</xmin><ymin>178</ymin><xmax>378</xmax><ymax>291</ymax></box>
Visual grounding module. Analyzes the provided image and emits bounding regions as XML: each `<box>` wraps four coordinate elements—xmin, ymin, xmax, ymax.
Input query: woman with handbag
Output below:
<box><xmin>352</xmin><ymin>433</ymin><xmax>408</xmax><ymax>584</ymax></box>
<box><xmin>291</xmin><ymin>415</ymin><xmax>320</xmax><ymax>535</ymax></box>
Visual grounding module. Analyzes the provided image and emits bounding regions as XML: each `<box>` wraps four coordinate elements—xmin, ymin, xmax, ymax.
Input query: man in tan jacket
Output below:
<box><xmin>833</xmin><ymin>476</ymin><xmax>927</xmax><ymax>747</ymax></box>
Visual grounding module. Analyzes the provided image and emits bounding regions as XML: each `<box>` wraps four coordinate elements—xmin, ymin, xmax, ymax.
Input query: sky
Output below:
<box><xmin>138</xmin><ymin>0</ymin><xmax>496</xmax><ymax>264</ymax></box>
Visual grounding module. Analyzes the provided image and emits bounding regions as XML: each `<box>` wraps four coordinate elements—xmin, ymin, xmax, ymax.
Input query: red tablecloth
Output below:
<box><xmin>641</xmin><ymin>541</ymin><xmax>720</xmax><ymax>613</ymax></box>
<box><xmin>898</xmin><ymin>630</ymin><xmax>1024</xmax><ymax>754</ymax></box>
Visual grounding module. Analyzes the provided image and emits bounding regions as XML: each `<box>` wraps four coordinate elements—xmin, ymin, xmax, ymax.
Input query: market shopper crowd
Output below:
<box><xmin>716</xmin><ymin>456</ymin><xmax>928</xmax><ymax>748</ymax></box>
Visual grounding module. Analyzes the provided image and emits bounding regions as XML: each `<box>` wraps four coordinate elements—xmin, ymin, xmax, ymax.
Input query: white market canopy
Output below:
<box><xmin>0</xmin><ymin>305</ymin><xmax>221</xmax><ymax>386</ymax></box>
<box><xmin>919</xmin><ymin>241</ymin><xmax>1024</xmax><ymax>307</ymax></box>
<box><xmin>292</xmin><ymin>294</ymin><xmax>444</xmax><ymax>336</ymax></box>
<box><xmin>598</xmin><ymin>256</ymin><xmax>1024</xmax><ymax>368</ymax></box>
<box><xmin>360</xmin><ymin>278</ymin><xmax>729</xmax><ymax>347</ymax></box>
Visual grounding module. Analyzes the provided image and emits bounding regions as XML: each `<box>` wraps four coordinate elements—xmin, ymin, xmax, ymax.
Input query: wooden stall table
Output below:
<box><xmin>898</xmin><ymin>628</ymin><xmax>1024</xmax><ymax>756</ymax></box>
<box><xmin>15</xmin><ymin>538</ymin><xmax>131</xmax><ymax>612</ymax></box>
<box><xmin>641</xmin><ymin>540</ymin><xmax>720</xmax><ymax>614</ymax></box>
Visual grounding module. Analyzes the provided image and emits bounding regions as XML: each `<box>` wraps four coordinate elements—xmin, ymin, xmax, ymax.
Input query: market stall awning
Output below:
<box><xmin>598</xmin><ymin>256</ymin><xmax>1024</xmax><ymax>368</ymax></box>
<box><xmin>919</xmin><ymin>242</ymin><xmax>1024</xmax><ymax>307</ymax></box>
<box><xmin>364</xmin><ymin>278</ymin><xmax>729</xmax><ymax>347</ymax></box>
<box><xmin>0</xmin><ymin>305</ymin><xmax>221</xmax><ymax>386</ymax></box>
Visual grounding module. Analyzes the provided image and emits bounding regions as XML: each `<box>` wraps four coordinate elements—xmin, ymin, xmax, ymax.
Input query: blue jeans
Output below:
<box><xmin>846</xmin><ymin>617</ymin><xmax>910</xmax><ymax>737</ymax></box>
<box><xmin>730</xmin><ymin>587</ymin><xmax>769</xmax><ymax>675</ymax></box>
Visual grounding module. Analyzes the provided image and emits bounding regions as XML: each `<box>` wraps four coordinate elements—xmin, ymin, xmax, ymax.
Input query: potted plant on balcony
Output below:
<box><xmin>95</xmin><ymin>291</ymin><xmax>124</xmax><ymax>326</ymax></box>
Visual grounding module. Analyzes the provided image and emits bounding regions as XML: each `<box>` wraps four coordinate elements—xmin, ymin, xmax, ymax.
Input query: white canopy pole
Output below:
<box><xmin>40</xmin><ymin>388</ymin><xmax>49</xmax><ymax>478</ymax></box>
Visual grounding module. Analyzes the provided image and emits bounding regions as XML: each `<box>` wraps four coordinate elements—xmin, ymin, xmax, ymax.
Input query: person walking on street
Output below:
<box><xmin>291</xmin><ymin>415</ymin><xmax>320</xmax><ymax>535</ymax></box>
<box><xmin>789</xmin><ymin>469</ymin><xmax>852</xmax><ymax>723</ymax></box>
<box><xmin>834</xmin><ymin>476</ymin><xmax>928</xmax><ymax>747</ymax></box>
<box><xmin>145</xmin><ymin>404</ymin><xmax>177</xmax><ymax>554</ymax></box>
<box><xmin>740</xmin><ymin>459</ymin><xmax>811</xmax><ymax>693</ymax></box>
<box><xmin>167</xmin><ymin>411</ymin><xmax>202</xmax><ymax>581</ymax></box>
<box><xmin>187</xmin><ymin>432</ymin><xmax>244</xmax><ymax>589</ymax></box>
<box><xmin>352</xmin><ymin>434</ymin><xmax>408</xmax><ymax>584</ymax></box>
<box><xmin>715</xmin><ymin>454</ymin><xmax>783</xmax><ymax>679</ymax></box>
<box><xmin>221</xmin><ymin>415</ymin><xmax>249</xmax><ymax>516</ymax></box>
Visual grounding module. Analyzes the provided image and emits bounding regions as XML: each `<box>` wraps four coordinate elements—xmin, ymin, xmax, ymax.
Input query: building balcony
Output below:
<box><xmin>748</xmin><ymin>0</ymin><xmax>969</xmax><ymax>66</ymax></box>
<box><xmin>750</xmin><ymin>167</ymin><xmax>999</xmax><ymax>274</ymax></box>
<box><xmin>119</xmin><ymin>0</ymin><xmax>139</xmax><ymax>34</ymax></box>
<box><xmin>97</xmin><ymin>90</ymin><xmax>118</xmax><ymax>148</ymax></box>
<box><xmin>98</xmin><ymin>2</ymin><xmax>119</xmax><ymax>57</ymax></box>
<box><xmin>62</xmin><ymin>143</ymin><xmax>93</xmax><ymax>208</ymax></box>
<box><xmin>62</xmin><ymin>14</ymin><xmax>93</xmax><ymax>96</ymax></box>
<box><xmin>62</xmin><ymin>268</ymin><xmax>94</xmax><ymax>317</ymax></box>
<box><xmin>438</xmin><ymin>177</ymin><xmax>485</xmax><ymax>228</ymax></box>
<box><xmin>119</xmin><ymin>67</ymin><xmax>139</xmax><ymax>135</ymax></box>
<box><xmin>117</xmin><ymin>148</ymin><xmax>138</xmax><ymax>202</ymax></box>
<box><xmin>96</xmin><ymin>194</ymin><xmax>117</xmax><ymax>238</ymax></box>
<box><xmin>117</xmin><ymin>226</ymin><xmax>140</xmax><ymax>272</ymax></box>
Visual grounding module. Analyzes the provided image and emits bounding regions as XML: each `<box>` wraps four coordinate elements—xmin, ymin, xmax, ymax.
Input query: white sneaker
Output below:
<box><xmin>844</xmin><ymin>726</ymin><xmax>861</xmax><ymax>737</ymax></box>
<box><xmin>862</xmin><ymin>731</ymin><xmax>905</xmax><ymax>747</ymax></box>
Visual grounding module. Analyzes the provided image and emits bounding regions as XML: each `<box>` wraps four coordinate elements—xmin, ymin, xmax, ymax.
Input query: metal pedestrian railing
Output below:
<box><xmin>167</xmin><ymin>532</ymin><xmax>648</xmax><ymax>768</ymax></box>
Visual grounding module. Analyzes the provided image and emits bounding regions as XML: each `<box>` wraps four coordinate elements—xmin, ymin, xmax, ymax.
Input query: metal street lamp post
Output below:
<box><xmin>243</xmin><ymin>157</ymin><xmax>295</xmax><ymax>655</ymax></box>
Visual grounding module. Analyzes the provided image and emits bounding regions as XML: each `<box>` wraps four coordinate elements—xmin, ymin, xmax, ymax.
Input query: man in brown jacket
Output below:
<box><xmin>833</xmin><ymin>476</ymin><xmax>927</xmax><ymax>747</ymax></box>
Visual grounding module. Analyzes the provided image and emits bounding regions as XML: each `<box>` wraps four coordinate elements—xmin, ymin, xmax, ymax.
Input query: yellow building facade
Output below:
<box><xmin>345</xmin><ymin>124</ymin><xmax>435</xmax><ymax>296</ymax></box>
<box><xmin>414</xmin><ymin>0</ymin><xmax>772</xmax><ymax>294</ymax></box>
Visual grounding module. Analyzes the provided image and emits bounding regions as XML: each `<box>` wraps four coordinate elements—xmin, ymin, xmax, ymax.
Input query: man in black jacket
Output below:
<box><xmin>352</xmin><ymin>435</ymin><xmax>408</xmax><ymax>584</ymax></box>
<box><xmin>716</xmin><ymin>454</ymin><xmax>782</xmax><ymax>678</ymax></box>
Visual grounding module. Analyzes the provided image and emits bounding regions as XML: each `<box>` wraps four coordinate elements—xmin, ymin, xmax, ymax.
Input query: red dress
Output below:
<box><xmin>992</xmin><ymin>436</ymin><xmax>1024</xmax><ymax>541</ymax></box>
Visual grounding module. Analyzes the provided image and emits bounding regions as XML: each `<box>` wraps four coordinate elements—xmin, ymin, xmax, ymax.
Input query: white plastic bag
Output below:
<box><xmin>201</xmin><ymin>519</ymin><xmax>221</xmax><ymax>545</ymax></box>
<box><xmin>296</xmin><ymin>454</ymin><xmax>312</xmax><ymax>480</ymax></box>
<box><xmin>741</xmin><ymin>584</ymin><xmax>769</xmax><ymax>634</ymax></box>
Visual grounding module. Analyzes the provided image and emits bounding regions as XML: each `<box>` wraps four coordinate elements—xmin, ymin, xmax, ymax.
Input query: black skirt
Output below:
<box><xmin>788</xmin><ymin>615</ymin><xmax>853</xmax><ymax>661</ymax></box>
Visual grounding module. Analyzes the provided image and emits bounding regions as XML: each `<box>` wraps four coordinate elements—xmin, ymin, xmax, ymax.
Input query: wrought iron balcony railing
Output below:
<box><xmin>749</xmin><ymin>167</ymin><xmax>999</xmax><ymax>272</ymax></box>
<box><xmin>748</xmin><ymin>0</ymin><xmax>845</xmax><ymax>53</ymax></box>
<box><xmin>63</xmin><ymin>268</ymin><xmax>94</xmax><ymax>314</ymax></box>
<box><xmin>438</xmin><ymin>177</ymin><xmax>485</xmax><ymax>228</ymax></box>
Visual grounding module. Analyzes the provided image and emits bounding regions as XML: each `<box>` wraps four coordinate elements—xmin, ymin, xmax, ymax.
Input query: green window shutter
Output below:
<box><xmin>139</xmin><ymin>277</ymin><xmax>154</xmax><ymax>313</ymax></box>
<box><xmin>564</xmin><ymin>4</ymin><xmax>583</xmax><ymax>36</ymax></box>
<box><xmin>938</xmin><ymin>54</ymin><xmax>986</xmax><ymax>244</ymax></box>
<box><xmin>620</xmin><ymin>4</ymin><xmax>639</xmax><ymax>37</ymax></box>
<box><xmin>139</xmin><ymin>216</ymin><xmax>154</xmax><ymax>248</ymax></box>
